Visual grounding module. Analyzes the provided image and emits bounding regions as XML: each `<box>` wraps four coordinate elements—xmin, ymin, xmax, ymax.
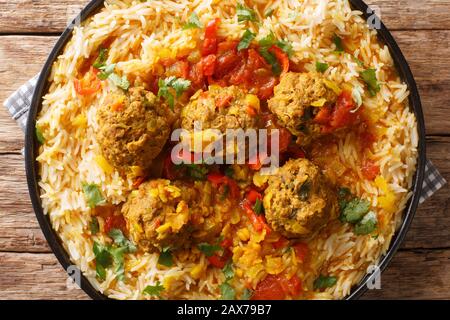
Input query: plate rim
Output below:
<box><xmin>24</xmin><ymin>0</ymin><xmax>426</xmax><ymax>300</ymax></box>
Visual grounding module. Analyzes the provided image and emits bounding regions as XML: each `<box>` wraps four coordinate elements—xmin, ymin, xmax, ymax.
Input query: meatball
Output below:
<box><xmin>268</xmin><ymin>72</ymin><xmax>337</xmax><ymax>145</ymax></box>
<box><xmin>263</xmin><ymin>158</ymin><xmax>338</xmax><ymax>238</ymax></box>
<box><xmin>180</xmin><ymin>85</ymin><xmax>260</xmax><ymax>158</ymax></box>
<box><xmin>122</xmin><ymin>179</ymin><xmax>227</xmax><ymax>252</ymax></box>
<box><xmin>181</xmin><ymin>85</ymin><xmax>259</xmax><ymax>132</ymax></box>
<box><xmin>96</xmin><ymin>87</ymin><xmax>170</xmax><ymax>174</ymax></box>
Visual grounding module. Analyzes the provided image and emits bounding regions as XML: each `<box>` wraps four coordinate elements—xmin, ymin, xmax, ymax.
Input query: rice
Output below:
<box><xmin>36</xmin><ymin>0</ymin><xmax>418</xmax><ymax>299</ymax></box>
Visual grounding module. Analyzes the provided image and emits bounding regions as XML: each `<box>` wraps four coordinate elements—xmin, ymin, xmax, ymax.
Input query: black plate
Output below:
<box><xmin>25</xmin><ymin>0</ymin><xmax>426</xmax><ymax>300</ymax></box>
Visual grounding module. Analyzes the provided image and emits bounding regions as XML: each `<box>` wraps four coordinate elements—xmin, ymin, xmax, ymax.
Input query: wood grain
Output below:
<box><xmin>362</xmin><ymin>249</ymin><xmax>450</xmax><ymax>300</ymax></box>
<box><xmin>0</xmin><ymin>0</ymin><xmax>91</xmax><ymax>34</ymax></box>
<box><xmin>0</xmin><ymin>252</ymin><xmax>88</xmax><ymax>300</ymax></box>
<box><xmin>1</xmin><ymin>249</ymin><xmax>449</xmax><ymax>300</ymax></box>
<box><xmin>0</xmin><ymin>0</ymin><xmax>449</xmax><ymax>34</ymax></box>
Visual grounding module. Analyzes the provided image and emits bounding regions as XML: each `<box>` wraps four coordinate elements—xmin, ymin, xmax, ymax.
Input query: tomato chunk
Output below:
<box><xmin>202</xmin><ymin>18</ymin><xmax>220</xmax><ymax>56</ymax></box>
<box><xmin>74</xmin><ymin>67</ymin><xmax>101</xmax><ymax>96</ymax></box>
<box><xmin>252</xmin><ymin>274</ymin><xmax>302</xmax><ymax>300</ymax></box>
<box><xmin>361</xmin><ymin>159</ymin><xmax>380</xmax><ymax>181</ymax></box>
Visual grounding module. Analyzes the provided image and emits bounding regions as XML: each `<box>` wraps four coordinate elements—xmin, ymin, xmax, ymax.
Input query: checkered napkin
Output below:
<box><xmin>3</xmin><ymin>77</ymin><xmax>446</xmax><ymax>204</ymax></box>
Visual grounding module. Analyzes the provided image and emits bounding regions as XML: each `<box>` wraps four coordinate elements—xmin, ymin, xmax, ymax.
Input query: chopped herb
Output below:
<box><xmin>108</xmin><ymin>228</ymin><xmax>137</xmax><ymax>253</ymax></box>
<box><xmin>259</xmin><ymin>31</ymin><xmax>293</xmax><ymax>57</ymax></box>
<box><xmin>354</xmin><ymin>211</ymin><xmax>378</xmax><ymax>235</ymax></box>
<box><xmin>108</xmin><ymin>73</ymin><xmax>130</xmax><ymax>90</ymax></box>
<box><xmin>93</xmin><ymin>241</ymin><xmax>113</xmax><ymax>280</ymax></box>
<box><xmin>220</xmin><ymin>282</ymin><xmax>236</xmax><ymax>300</ymax></box>
<box><xmin>275</xmin><ymin>39</ymin><xmax>294</xmax><ymax>58</ymax></box>
<box><xmin>259</xmin><ymin>48</ymin><xmax>281</xmax><ymax>75</ymax></box>
<box><xmin>183</xmin><ymin>12</ymin><xmax>202</xmax><ymax>30</ymax></box>
<box><xmin>93</xmin><ymin>234</ymin><xmax>134</xmax><ymax>281</ymax></box>
<box><xmin>237</xmin><ymin>29</ymin><xmax>256</xmax><ymax>51</ymax></box>
<box><xmin>361</xmin><ymin>68</ymin><xmax>380</xmax><ymax>96</ymax></box>
<box><xmin>143</xmin><ymin>281</ymin><xmax>165</xmax><ymax>297</ymax></box>
<box><xmin>98</xmin><ymin>63</ymin><xmax>116</xmax><ymax>80</ymax></box>
<box><xmin>198</xmin><ymin>242</ymin><xmax>222</xmax><ymax>257</ymax></box>
<box><xmin>224</xmin><ymin>166</ymin><xmax>234</xmax><ymax>178</ymax></box>
<box><xmin>36</xmin><ymin>125</ymin><xmax>45</xmax><ymax>144</ymax></box>
<box><xmin>333</xmin><ymin>34</ymin><xmax>344</xmax><ymax>53</ymax></box>
<box><xmin>264</xmin><ymin>7</ymin><xmax>274</xmax><ymax>18</ymax></box>
<box><xmin>258</xmin><ymin>32</ymin><xmax>277</xmax><ymax>48</ymax></box>
<box><xmin>316</xmin><ymin>61</ymin><xmax>329</xmax><ymax>73</ymax></box>
<box><xmin>158</xmin><ymin>247</ymin><xmax>173</xmax><ymax>267</ymax></box>
<box><xmin>109</xmin><ymin>246</ymin><xmax>128</xmax><ymax>281</ymax></box>
<box><xmin>241</xmin><ymin>288</ymin><xmax>253</xmax><ymax>300</ymax></box>
<box><xmin>341</xmin><ymin>198</ymin><xmax>371</xmax><ymax>223</ymax></box>
<box><xmin>93</xmin><ymin>48</ymin><xmax>108</xmax><ymax>69</ymax></box>
<box><xmin>82</xmin><ymin>183</ymin><xmax>105</xmax><ymax>208</ymax></box>
<box><xmin>258</xmin><ymin>32</ymin><xmax>293</xmax><ymax>70</ymax></box>
<box><xmin>298</xmin><ymin>180</ymin><xmax>311</xmax><ymax>201</ymax></box>
<box><xmin>176</xmin><ymin>163</ymin><xmax>209</xmax><ymax>180</ymax></box>
<box><xmin>253</xmin><ymin>198</ymin><xmax>264</xmax><ymax>215</ymax></box>
<box><xmin>222</xmin><ymin>261</ymin><xmax>234</xmax><ymax>280</ymax></box>
<box><xmin>236</xmin><ymin>3</ymin><xmax>258</xmax><ymax>23</ymax></box>
<box><xmin>90</xmin><ymin>217</ymin><xmax>99</xmax><ymax>235</ymax></box>
<box><xmin>158</xmin><ymin>76</ymin><xmax>191</xmax><ymax>110</ymax></box>
<box><xmin>314</xmin><ymin>275</ymin><xmax>337</xmax><ymax>290</ymax></box>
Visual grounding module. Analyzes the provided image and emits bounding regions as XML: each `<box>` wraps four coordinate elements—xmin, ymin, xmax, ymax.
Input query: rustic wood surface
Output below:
<box><xmin>0</xmin><ymin>0</ymin><xmax>449</xmax><ymax>300</ymax></box>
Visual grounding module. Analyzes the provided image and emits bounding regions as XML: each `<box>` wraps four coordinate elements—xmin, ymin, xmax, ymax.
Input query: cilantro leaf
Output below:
<box><xmin>314</xmin><ymin>275</ymin><xmax>337</xmax><ymax>290</ymax></box>
<box><xmin>93</xmin><ymin>48</ymin><xmax>108</xmax><ymax>69</ymax></box>
<box><xmin>361</xmin><ymin>68</ymin><xmax>380</xmax><ymax>96</ymax></box>
<box><xmin>108</xmin><ymin>228</ymin><xmax>137</xmax><ymax>253</ymax></box>
<box><xmin>258</xmin><ymin>32</ymin><xmax>293</xmax><ymax>70</ymax></box>
<box><xmin>222</xmin><ymin>261</ymin><xmax>234</xmax><ymax>280</ymax></box>
<box><xmin>333</xmin><ymin>34</ymin><xmax>344</xmax><ymax>53</ymax></box>
<box><xmin>316</xmin><ymin>62</ymin><xmax>329</xmax><ymax>73</ymax></box>
<box><xmin>97</xmin><ymin>64</ymin><xmax>116</xmax><ymax>80</ymax></box>
<box><xmin>258</xmin><ymin>32</ymin><xmax>276</xmax><ymax>49</ymax></box>
<box><xmin>237</xmin><ymin>29</ymin><xmax>256</xmax><ymax>51</ymax></box>
<box><xmin>93</xmin><ymin>234</ymin><xmax>135</xmax><ymax>282</ymax></box>
<box><xmin>259</xmin><ymin>48</ymin><xmax>281</xmax><ymax>75</ymax></box>
<box><xmin>253</xmin><ymin>198</ymin><xmax>264</xmax><ymax>215</ymax></box>
<box><xmin>108</xmin><ymin>73</ymin><xmax>130</xmax><ymax>90</ymax></box>
<box><xmin>82</xmin><ymin>183</ymin><xmax>105</xmax><ymax>208</ymax></box>
<box><xmin>93</xmin><ymin>241</ymin><xmax>113</xmax><ymax>280</ymax></box>
<box><xmin>275</xmin><ymin>39</ymin><xmax>294</xmax><ymax>58</ymax></box>
<box><xmin>36</xmin><ymin>125</ymin><xmax>45</xmax><ymax>144</ymax></box>
<box><xmin>143</xmin><ymin>281</ymin><xmax>165</xmax><ymax>297</ymax></box>
<box><xmin>158</xmin><ymin>247</ymin><xmax>173</xmax><ymax>267</ymax></box>
<box><xmin>109</xmin><ymin>246</ymin><xmax>128</xmax><ymax>281</ymax></box>
<box><xmin>354</xmin><ymin>211</ymin><xmax>378</xmax><ymax>235</ymax></box>
<box><xmin>183</xmin><ymin>12</ymin><xmax>202</xmax><ymax>30</ymax></box>
<box><xmin>341</xmin><ymin>198</ymin><xmax>371</xmax><ymax>223</ymax></box>
<box><xmin>198</xmin><ymin>242</ymin><xmax>222</xmax><ymax>257</ymax></box>
<box><xmin>176</xmin><ymin>163</ymin><xmax>209</xmax><ymax>180</ymax></box>
<box><xmin>90</xmin><ymin>217</ymin><xmax>99</xmax><ymax>235</ymax></box>
<box><xmin>236</xmin><ymin>3</ymin><xmax>258</xmax><ymax>23</ymax></box>
<box><xmin>158</xmin><ymin>76</ymin><xmax>191</xmax><ymax>110</ymax></box>
<box><xmin>220</xmin><ymin>282</ymin><xmax>236</xmax><ymax>300</ymax></box>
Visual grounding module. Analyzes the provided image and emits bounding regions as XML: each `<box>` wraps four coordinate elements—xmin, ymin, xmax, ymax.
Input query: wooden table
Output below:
<box><xmin>0</xmin><ymin>0</ymin><xmax>449</xmax><ymax>300</ymax></box>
